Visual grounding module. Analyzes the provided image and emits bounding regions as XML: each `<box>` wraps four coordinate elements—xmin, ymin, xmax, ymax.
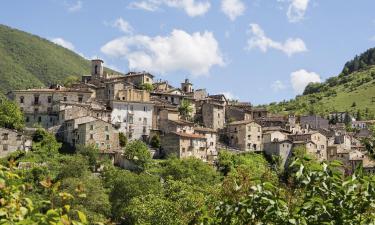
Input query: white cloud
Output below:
<box><xmin>290</xmin><ymin>69</ymin><xmax>321</xmax><ymax>94</ymax></box>
<box><xmin>287</xmin><ymin>0</ymin><xmax>310</xmax><ymax>22</ymax></box>
<box><xmin>112</xmin><ymin>18</ymin><xmax>134</xmax><ymax>34</ymax></box>
<box><xmin>221</xmin><ymin>91</ymin><xmax>238</xmax><ymax>100</ymax></box>
<box><xmin>128</xmin><ymin>1</ymin><xmax>159</xmax><ymax>11</ymax></box>
<box><xmin>128</xmin><ymin>0</ymin><xmax>210</xmax><ymax>17</ymax></box>
<box><xmin>221</xmin><ymin>0</ymin><xmax>245</xmax><ymax>21</ymax></box>
<box><xmin>101</xmin><ymin>29</ymin><xmax>224</xmax><ymax>76</ymax></box>
<box><xmin>271</xmin><ymin>80</ymin><xmax>286</xmax><ymax>92</ymax></box>
<box><xmin>51</xmin><ymin>38</ymin><xmax>75</xmax><ymax>51</ymax></box>
<box><xmin>67</xmin><ymin>0</ymin><xmax>82</xmax><ymax>12</ymax></box>
<box><xmin>246</xmin><ymin>23</ymin><xmax>307</xmax><ymax>56</ymax></box>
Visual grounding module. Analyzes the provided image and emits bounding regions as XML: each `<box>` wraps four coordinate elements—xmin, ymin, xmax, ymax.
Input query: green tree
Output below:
<box><xmin>119</xmin><ymin>132</ymin><xmax>128</xmax><ymax>147</ymax></box>
<box><xmin>124</xmin><ymin>140</ymin><xmax>151</xmax><ymax>169</ymax></box>
<box><xmin>0</xmin><ymin>98</ymin><xmax>24</xmax><ymax>130</ymax></box>
<box><xmin>140</xmin><ymin>83</ymin><xmax>154</xmax><ymax>92</ymax></box>
<box><xmin>178</xmin><ymin>99</ymin><xmax>193</xmax><ymax>120</ymax></box>
<box><xmin>63</xmin><ymin>75</ymin><xmax>79</xmax><ymax>87</ymax></box>
<box><xmin>30</xmin><ymin>128</ymin><xmax>62</xmax><ymax>161</ymax></box>
<box><xmin>150</xmin><ymin>135</ymin><xmax>161</xmax><ymax>148</ymax></box>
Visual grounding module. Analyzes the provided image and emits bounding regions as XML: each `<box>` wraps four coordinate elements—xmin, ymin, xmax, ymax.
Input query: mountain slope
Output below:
<box><xmin>264</xmin><ymin>49</ymin><xmax>375</xmax><ymax>119</ymax></box>
<box><xmin>0</xmin><ymin>24</ymin><xmax>117</xmax><ymax>94</ymax></box>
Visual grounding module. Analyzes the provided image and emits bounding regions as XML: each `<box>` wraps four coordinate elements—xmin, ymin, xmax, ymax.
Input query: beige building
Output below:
<box><xmin>227</xmin><ymin>120</ymin><xmax>262</xmax><ymax>151</ymax></box>
<box><xmin>194</xmin><ymin>127</ymin><xmax>217</xmax><ymax>158</ymax></box>
<box><xmin>0</xmin><ymin>128</ymin><xmax>32</xmax><ymax>157</ymax></box>
<box><xmin>201</xmin><ymin>101</ymin><xmax>225</xmax><ymax>130</ymax></box>
<box><xmin>288</xmin><ymin>131</ymin><xmax>328</xmax><ymax>160</ymax></box>
<box><xmin>161</xmin><ymin>132</ymin><xmax>207</xmax><ymax>161</ymax></box>
<box><xmin>62</xmin><ymin>116</ymin><xmax>120</xmax><ymax>152</ymax></box>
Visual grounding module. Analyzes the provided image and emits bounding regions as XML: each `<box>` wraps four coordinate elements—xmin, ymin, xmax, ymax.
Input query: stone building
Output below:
<box><xmin>124</xmin><ymin>72</ymin><xmax>154</xmax><ymax>86</ymax></box>
<box><xmin>181</xmin><ymin>79</ymin><xmax>193</xmax><ymax>93</ymax></box>
<box><xmin>264</xmin><ymin>140</ymin><xmax>293</xmax><ymax>169</ymax></box>
<box><xmin>227</xmin><ymin>120</ymin><xmax>262</xmax><ymax>151</ymax></box>
<box><xmin>0</xmin><ymin>128</ymin><xmax>32</xmax><ymax>157</ymax></box>
<box><xmin>288</xmin><ymin>131</ymin><xmax>328</xmax><ymax>160</ymax></box>
<box><xmin>201</xmin><ymin>100</ymin><xmax>225</xmax><ymax>130</ymax></box>
<box><xmin>194</xmin><ymin>127</ymin><xmax>217</xmax><ymax>158</ymax></box>
<box><xmin>161</xmin><ymin>132</ymin><xmax>207</xmax><ymax>161</ymax></box>
<box><xmin>300</xmin><ymin>115</ymin><xmax>329</xmax><ymax>130</ymax></box>
<box><xmin>62</xmin><ymin>116</ymin><xmax>120</xmax><ymax>152</ymax></box>
<box><xmin>11</xmin><ymin>86</ymin><xmax>94</xmax><ymax>128</ymax></box>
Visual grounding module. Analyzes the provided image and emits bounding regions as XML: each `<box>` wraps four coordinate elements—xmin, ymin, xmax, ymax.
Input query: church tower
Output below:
<box><xmin>181</xmin><ymin>79</ymin><xmax>193</xmax><ymax>93</ymax></box>
<box><xmin>91</xmin><ymin>59</ymin><xmax>104</xmax><ymax>79</ymax></box>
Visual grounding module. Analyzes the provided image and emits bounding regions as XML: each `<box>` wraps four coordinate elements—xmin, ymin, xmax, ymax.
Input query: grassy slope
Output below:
<box><xmin>0</xmin><ymin>24</ymin><xmax>118</xmax><ymax>94</ymax></box>
<box><xmin>266</xmin><ymin>66</ymin><xmax>375</xmax><ymax>119</ymax></box>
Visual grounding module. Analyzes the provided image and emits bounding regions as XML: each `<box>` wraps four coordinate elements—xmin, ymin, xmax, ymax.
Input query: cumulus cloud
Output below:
<box><xmin>221</xmin><ymin>0</ymin><xmax>245</xmax><ymax>21</ymax></box>
<box><xmin>67</xmin><ymin>0</ymin><xmax>82</xmax><ymax>12</ymax></box>
<box><xmin>128</xmin><ymin>0</ymin><xmax>210</xmax><ymax>17</ymax></box>
<box><xmin>101</xmin><ymin>29</ymin><xmax>224</xmax><ymax>76</ymax></box>
<box><xmin>221</xmin><ymin>91</ymin><xmax>238</xmax><ymax>100</ymax></box>
<box><xmin>271</xmin><ymin>80</ymin><xmax>287</xmax><ymax>92</ymax></box>
<box><xmin>290</xmin><ymin>69</ymin><xmax>321</xmax><ymax>94</ymax></box>
<box><xmin>112</xmin><ymin>18</ymin><xmax>134</xmax><ymax>34</ymax></box>
<box><xmin>246</xmin><ymin>23</ymin><xmax>307</xmax><ymax>56</ymax></box>
<box><xmin>287</xmin><ymin>0</ymin><xmax>310</xmax><ymax>22</ymax></box>
<box><xmin>51</xmin><ymin>38</ymin><xmax>75</xmax><ymax>51</ymax></box>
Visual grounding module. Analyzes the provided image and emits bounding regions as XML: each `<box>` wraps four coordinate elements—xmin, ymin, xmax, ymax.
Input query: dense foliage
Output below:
<box><xmin>342</xmin><ymin>47</ymin><xmax>375</xmax><ymax>75</ymax></box>
<box><xmin>0</xmin><ymin>97</ymin><xmax>24</xmax><ymax>130</ymax></box>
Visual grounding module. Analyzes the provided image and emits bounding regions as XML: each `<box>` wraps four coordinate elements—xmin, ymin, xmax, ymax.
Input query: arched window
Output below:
<box><xmin>20</xmin><ymin>96</ymin><xmax>24</xmax><ymax>103</ymax></box>
<box><xmin>95</xmin><ymin>65</ymin><xmax>98</xmax><ymax>74</ymax></box>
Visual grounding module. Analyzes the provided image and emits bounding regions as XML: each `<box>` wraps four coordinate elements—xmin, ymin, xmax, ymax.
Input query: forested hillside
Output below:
<box><xmin>264</xmin><ymin>48</ymin><xmax>375</xmax><ymax>119</ymax></box>
<box><xmin>0</xmin><ymin>24</ymin><xmax>117</xmax><ymax>94</ymax></box>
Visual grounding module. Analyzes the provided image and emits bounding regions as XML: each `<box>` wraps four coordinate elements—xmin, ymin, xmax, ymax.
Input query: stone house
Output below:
<box><xmin>151</xmin><ymin>100</ymin><xmax>179</xmax><ymax>130</ymax></box>
<box><xmin>124</xmin><ymin>72</ymin><xmax>154</xmax><ymax>86</ymax></box>
<box><xmin>62</xmin><ymin>116</ymin><xmax>120</xmax><ymax>152</ymax></box>
<box><xmin>300</xmin><ymin>115</ymin><xmax>329</xmax><ymax>130</ymax></box>
<box><xmin>159</xmin><ymin>119</ymin><xmax>195</xmax><ymax>134</ymax></box>
<box><xmin>201</xmin><ymin>100</ymin><xmax>225</xmax><ymax>130</ymax></box>
<box><xmin>161</xmin><ymin>131</ymin><xmax>207</xmax><ymax>161</ymax></box>
<box><xmin>227</xmin><ymin>120</ymin><xmax>262</xmax><ymax>151</ymax></box>
<box><xmin>226</xmin><ymin>106</ymin><xmax>252</xmax><ymax>122</ymax></box>
<box><xmin>263</xmin><ymin>140</ymin><xmax>293</xmax><ymax>169</ymax></box>
<box><xmin>288</xmin><ymin>131</ymin><xmax>328</xmax><ymax>160</ymax></box>
<box><xmin>11</xmin><ymin>86</ymin><xmax>94</xmax><ymax>128</ymax></box>
<box><xmin>0</xmin><ymin>128</ymin><xmax>32</xmax><ymax>157</ymax></box>
<box><xmin>194</xmin><ymin>127</ymin><xmax>217</xmax><ymax>158</ymax></box>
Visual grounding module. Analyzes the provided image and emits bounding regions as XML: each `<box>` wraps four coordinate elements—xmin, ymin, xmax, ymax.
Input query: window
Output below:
<box><xmin>143</xmin><ymin>118</ymin><xmax>147</xmax><ymax>124</ymax></box>
<box><xmin>78</xmin><ymin>96</ymin><xmax>83</xmax><ymax>102</ymax></box>
<box><xmin>258</xmin><ymin>127</ymin><xmax>261</xmax><ymax>132</ymax></box>
<box><xmin>139</xmin><ymin>117</ymin><xmax>142</xmax><ymax>122</ymax></box>
<box><xmin>257</xmin><ymin>136</ymin><xmax>260</xmax><ymax>141</ymax></box>
<box><xmin>105</xmin><ymin>126</ymin><xmax>109</xmax><ymax>131</ymax></box>
<box><xmin>143</xmin><ymin>126</ymin><xmax>147</xmax><ymax>133</ymax></box>
<box><xmin>26</xmin><ymin>116</ymin><xmax>29</xmax><ymax>123</ymax></box>
<box><xmin>248</xmin><ymin>135</ymin><xmax>251</xmax><ymax>140</ymax></box>
<box><xmin>16</xmin><ymin>135</ymin><xmax>22</xmax><ymax>141</ymax></box>
<box><xmin>38</xmin><ymin>117</ymin><xmax>42</xmax><ymax>123</ymax></box>
<box><xmin>48</xmin><ymin>96</ymin><xmax>52</xmax><ymax>103</ymax></box>
<box><xmin>146</xmin><ymin>77</ymin><xmax>149</xmax><ymax>82</ymax></box>
<box><xmin>34</xmin><ymin>96</ymin><xmax>39</xmax><ymax>105</ymax></box>
<box><xmin>90</xmin><ymin>134</ymin><xmax>94</xmax><ymax>139</ymax></box>
<box><xmin>20</xmin><ymin>96</ymin><xmax>24</xmax><ymax>103</ymax></box>
<box><xmin>90</xmin><ymin>125</ymin><xmax>94</xmax><ymax>130</ymax></box>
<box><xmin>3</xmin><ymin>144</ymin><xmax>8</xmax><ymax>151</ymax></box>
<box><xmin>182</xmin><ymin>147</ymin><xmax>186</xmax><ymax>152</ymax></box>
<box><xmin>144</xmin><ymin>106</ymin><xmax>147</xmax><ymax>111</ymax></box>
<box><xmin>63</xmin><ymin>96</ymin><xmax>67</xmax><ymax>101</ymax></box>
<box><xmin>3</xmin><ymin>133</ymin><xmax>9</xmax><ymax>140</ymax></box>
<box><xmin>210</xmin><ymin>142</ymin><xmax>214</xmax><ymax>146</ymax></box>
<box><xmin>129</xmin><ymin>115</ymin><xmax>134</xmax><ymax>124</ymax></box>
<box><xmin>106</xmin><ymin>135</ymin><xmax>110</xmax><ymax>140</ymax></box>
<box><xmin>95</xmin><ymin>65</ymin><xmax>98</xmax><ymax>74</ymax></box>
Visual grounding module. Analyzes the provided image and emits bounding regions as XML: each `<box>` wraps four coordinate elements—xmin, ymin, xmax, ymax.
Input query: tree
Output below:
<box><xmin>140</xmin><ymin>83</ymin><xmax>154</xmax><ymax>92</ymax></box>
<box><xmin>63</xmin><ymin>75</ymin><xmax>79</xmax><ymax>87</ymax></box>
<box><xmin>30</xmin><ymin>128</ymin><xmax>62</xmax><ymax>161</ymax></box>
<box><xmin>178</xmin><ymin>99</ymin><xmax>193</xmax><ymax>120</ymax></box>
<box><xmin>150</xmin><ymin>135</ymin><xmax>161</xmax><ymax>148</ymax></box>
<box><xmin>76</xmin><ymin>144</ymin><xmax>100</xmax><ymax>171</ymax></box>
<box><xmin>0</xmin><ymin>98</ymin><xmax>24</xmax><ymax>130</ymax></box>
<box><xmin>119</xmin><ymin>132</ymin><xmax>128</xmax><ymax>147</ymax></box>
<box><xmin>124</xmin><ymin>140</ymin><xmax>151</xmax><ymax>169</ymax></box>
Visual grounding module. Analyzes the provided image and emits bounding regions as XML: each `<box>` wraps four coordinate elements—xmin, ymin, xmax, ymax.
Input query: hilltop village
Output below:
<box><xmin>2</xmin><ymin>59</ymin><xmax>375</xmax><ymax>174</ymax></box>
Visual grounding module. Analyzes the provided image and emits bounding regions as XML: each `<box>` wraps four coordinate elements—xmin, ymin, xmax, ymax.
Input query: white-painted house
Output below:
<box><xmin>111</xmin><ymin>100</ymin><xmax>154</xmax><ymax>141</ymax></box>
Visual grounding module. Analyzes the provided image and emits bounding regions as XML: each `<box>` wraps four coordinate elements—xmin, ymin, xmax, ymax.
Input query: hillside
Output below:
<box><xmin>264</xmin><ymin>48</ymin><xmax>375</xmax><ymax>119</ymax></box>
<box><xmin>0</xmin><ymin>24</ymin><xmax>118</xmax><ymax>94</ymax></box>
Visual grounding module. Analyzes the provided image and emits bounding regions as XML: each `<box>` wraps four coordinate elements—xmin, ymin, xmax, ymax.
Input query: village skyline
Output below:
<box><xmin>1</xmin><ymin>0</ymin><xmax>375</xmax><ymax>104</ymax></box>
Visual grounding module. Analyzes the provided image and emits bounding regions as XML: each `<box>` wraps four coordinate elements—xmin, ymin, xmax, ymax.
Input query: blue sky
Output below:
<box><xmin>1</xmin><ymin>0</ymin><xmax>374</xmax><ymax>104</ymax></box>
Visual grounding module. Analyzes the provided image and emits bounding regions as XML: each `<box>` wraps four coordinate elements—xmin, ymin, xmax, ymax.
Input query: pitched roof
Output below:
<box><xmin>171</xmin><ymin>132</ymin><xmax>205</xmax><ymax>139</ymax></box>
<box><xmin>228</xmin><ymin>120</ymin><xmax>258</xmax><ymax>126</ymax></box>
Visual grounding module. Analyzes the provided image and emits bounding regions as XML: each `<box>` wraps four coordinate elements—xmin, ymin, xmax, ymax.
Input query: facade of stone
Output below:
<box><xmin>227</xmin><ymin>120</ymin><xmax>262</xmax><ymax>151</ymax></box>
<box><xmin>0</xmin><ymin>128</ymin><xmax>32</xmax><ymax>157</ymax></box>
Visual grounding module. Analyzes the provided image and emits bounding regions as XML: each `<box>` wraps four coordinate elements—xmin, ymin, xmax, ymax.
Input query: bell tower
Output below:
<box><xmin>181</xmin><ymin>79</ymin><xmax>193</xmax><ymax>93</ymax></box>
<box><xmin>91</xmin><ymin>59</ymin><xmax>104</xmax><ymax>79</ymax></box>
